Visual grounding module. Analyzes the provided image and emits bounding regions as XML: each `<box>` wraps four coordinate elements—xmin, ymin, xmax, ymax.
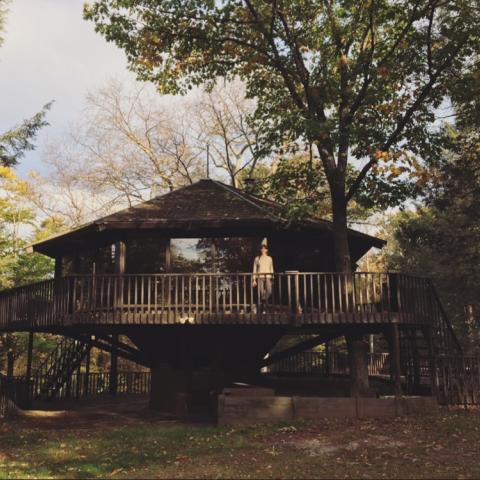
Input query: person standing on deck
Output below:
<box><xmin>252</xmin><ymin>244</ymin><xmax>274</xmax><ymax>313</ymax></box>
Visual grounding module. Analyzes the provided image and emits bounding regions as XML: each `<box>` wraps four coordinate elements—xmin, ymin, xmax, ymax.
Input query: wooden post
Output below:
<box><xmin>424</xmin><ymin>326</ymin><xmax>439</xmax><ymax>398</ymax></box>
<box><xmin>109</xmin><ymin>334</ymin><xmax>118</xmax><ymax>397</ymax></box>
<box><xmin>114</xmin><ymin>241</ymin><xmax>126</xmax><ymax>275</ymax></box>
<box><xmin>54</xmin><ymin>256</ymin><xmax>62</xmax><ymax>279</ymax></box>
<box><xmin>7</xmin><ymin>350</ymin><xmax>14</xmax><ymax>378</ymax></box>
<box><xmin>325</xmin><ymin>342</ymin><xmax>331</xmax><ymax>375</ymax></box>
<box><xmin>84</xmin><ymin>346</ymin><xmax>91</xmax><ymax>398</ymax></box>
<box><xmin>75</xmin><ymin>364</ymin><xmax>81</xmax><ymax>399</ymax></box>
<box><xmin>346</xmin><ymin>333</ymin><xmax>371</xmax><ymax>397</ymax></box>
<box><xmin>165</xmin><ymin>240</ymin><xmax>171</xmax><ymax>272</ymax></box>
<box><xmin>114</xmin><ymin>241</ymin><xmax>126</xmax><ymax>312</ymax></box>
<box><xmin>409</xmin><ymin>329</ymin><xmax>421</xmax><ymax>393</ymax></box>
<box><xmin>388</xmin><ymin>324</ymin><xmax>403</xmax><ymax>397</ymax></box>
<box><xmin>26</xmin><ymin>331</ymin><xmax>34</xmax><ymax>381</ymax></box>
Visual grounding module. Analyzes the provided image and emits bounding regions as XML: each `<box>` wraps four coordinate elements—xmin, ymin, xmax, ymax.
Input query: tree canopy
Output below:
<box><xmin>0</xmin><ymin>103</ymin><xmax>52</xmax><ymax>167</ymax></box>
<box><xmin>374</xmin><ymin>127</ymin><xmax>480</xmax><ymax>345</ymax></box>
<box><xmin>84</xmin><ymin>0</ymin><xmax>479</xmax><ymax>271</ymax></box>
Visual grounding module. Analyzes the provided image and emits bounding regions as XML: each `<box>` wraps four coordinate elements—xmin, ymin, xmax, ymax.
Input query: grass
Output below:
<box><xmin>1</xmin><ymin>404</ymin><xmax>480</xmax><ymax>478</ymax></box>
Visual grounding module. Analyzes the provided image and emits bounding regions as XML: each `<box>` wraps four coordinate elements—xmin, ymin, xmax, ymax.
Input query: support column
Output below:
<box><xmin>109</xmin><ymin>334</ymin><xmax>118</xmax><ymax>397</ymax></box>
<box><xmin>325</xmin><ymin>342</ymin><xmax>331</xmax><ymax>375</ymax></box>
<box><xmin>165</xmin><ymin>240</ymin><xmax>171</xmax><ymax>272</ymax></box>
<box><xmin>346</xmin><ymin>334</ymin><xmax>372</xmax><ymax>397</ymax></box>
<box><xmin>409</xmin><ymin>329</ymin><xmax>421</xmax><ymax>393</ymax></box>
<box><xmin>150</xmin><ymin>363</ymin><xmax>190</xmax><ymax>416</ymax></box>
<box><xmin>387</xmin><ymin>324</ymin><xmax>403</xmax><ymax>397</ymax></box>
<box><xmin>114</xmin><ymin>241</ymin><xmax>126</xmax><ymax>274</ymax></box>
<box><xmin>114</xmin><ymin>241</ymin><xmax>126</xmax><ymax>310</ymax></box>
<box><xmin>424</xmin><ymin>326</ymin><xmax>438</xmax><ymax>398</ymax></box>
<box><xmin>7</xmin><ymin>350</ymin><xmax>14</xmax><ymax>378</ymax></box>
<box><xmin>26</xmin><ymin>332</ymin><xmax>34</xmax><ymax>381</ymax></box>
<box><xmin>75</xmin><ymin>364</ymin><xmax>81</xmax><ymax>399</ymax></box>
<box><xmin>84</xmin><ymin>346</ymin><xmax>91</xmax><ymax>398</ymax></box>
<box><xmin>54</xmin><ymin>256</ymin><xmax>62</xmax><ymax>279</ymax></box>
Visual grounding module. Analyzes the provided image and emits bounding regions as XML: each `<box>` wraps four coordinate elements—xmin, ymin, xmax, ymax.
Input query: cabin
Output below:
<box><xmin>0</xmin><ymin>179</ymin><xmax>462</xmax><ymax>418</ymax></box>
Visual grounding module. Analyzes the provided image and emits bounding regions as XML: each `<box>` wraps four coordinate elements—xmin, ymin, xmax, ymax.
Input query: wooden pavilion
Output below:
<box><xmin>0</xmin><ymin>179</ymin><xmax>461</xmax><ymax>414</ymax></box>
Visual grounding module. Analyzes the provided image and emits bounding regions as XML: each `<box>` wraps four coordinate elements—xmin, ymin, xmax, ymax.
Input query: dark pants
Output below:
<box><xmin>258</xmin><ymin>277</ymin><xmax>272</xmax><ymax>304</ymax></box>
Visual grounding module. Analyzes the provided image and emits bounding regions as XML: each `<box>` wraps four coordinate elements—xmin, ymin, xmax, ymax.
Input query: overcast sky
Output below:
<box><xmin>0</xmin><ymin>0</ymin><xmax>137</xmax><ymax>177</ymax></box>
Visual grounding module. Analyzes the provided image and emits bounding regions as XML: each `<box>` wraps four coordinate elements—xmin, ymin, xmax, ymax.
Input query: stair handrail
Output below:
<box><xmin>427</xmin><ymin>279</ymin><xmax>463</xmax><ymax>354</ymax></box>
<box><xmin>33</xmin><ymin>336</ymin><xmax>90</xmax><ymax>400</ymax></box>
<box><xmin>33</xmin><ymin>336</ymin><xmax>75</xmax><ymax>378</ymax></box>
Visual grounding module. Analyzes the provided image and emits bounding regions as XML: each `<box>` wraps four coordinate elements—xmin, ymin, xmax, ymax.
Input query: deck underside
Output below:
<box><xmin>3</xmin><ymin>308</ymin><xmax>423</xmax><ymax>333</ymax></box>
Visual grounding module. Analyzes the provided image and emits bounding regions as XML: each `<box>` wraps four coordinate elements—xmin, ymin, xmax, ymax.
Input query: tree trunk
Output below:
<box><xmin>330</xmin><ymin>179</ymin><xmax>371</xmax><ymax>396</ymax></box>
<box><xmin>346</xmin><ymin>334</ymin><xmax>371</xmax><ymax>397</ymax></box>
<box><xmin>330</xmin><ymin>182</ymin><xmax>351</xmax><ymax>272</ymax></box>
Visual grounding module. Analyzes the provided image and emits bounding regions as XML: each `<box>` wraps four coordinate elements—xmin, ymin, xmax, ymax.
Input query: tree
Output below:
<box><xmin>248</xmin><ymin>153</ymin><xmax>397</xmax><ymax>221</ymax></box>
<box><xmin>0</xmin><ymin>167</ymin><xmax>62</xmax><ymax>374</ymax></box>
<box><xmin>0</xmin><ymin>104</ymin><xmax>52</xmax><ymax>167</ymax></box>
<box><xmin>85</xmin><ymin>0</ymin><xmax>478</xmax><ymax>274</ymax></box>
<box><xmin>0</xmin><ymin>1</ymin><xmax>52</xmax><ymax>167</ymax></box>
<box><xmin>0</xmin><ymin>0</ymin><xmax>7</xmax><ymax>48</ymax></box>
<box><xmin>373</xmin><ymin>128</ymin><xmax>480</xmax><ymax>348</ymax></box>
<box><xmin>192</xmin><ymin>79</ymin><xmax>262</xmax><ymax>187</ymax></box>
<box><xmin>0</xmin><ymin>167</ymin><xmax>58</xmax><ymax>289</ymax></box>
<box><xmin>27</xmin><ymin>79</ymin><xmax>267</xmax><ymax>226</ymax></box>
<box><xmin>24</xmin><ymin>81</ymin><xmax>203</xmax><ymax>226</ymax></box>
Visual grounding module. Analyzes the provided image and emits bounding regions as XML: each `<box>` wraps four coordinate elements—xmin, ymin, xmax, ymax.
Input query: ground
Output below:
<box><xmin>1</xmin><ymin>397</ymin><xmax>479</xmax><ymax>479</ymax></box>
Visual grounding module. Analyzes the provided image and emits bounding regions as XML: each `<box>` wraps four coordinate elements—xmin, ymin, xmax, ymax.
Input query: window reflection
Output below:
<box><xmin>171</xmin><ymin>237</ymin><xmax>263</xmax><ymax>273</ymax></box>
<box><xmin>126</xmin><ymin>237</ymin><xmax>168</xmax><ymax>274</ymax></box>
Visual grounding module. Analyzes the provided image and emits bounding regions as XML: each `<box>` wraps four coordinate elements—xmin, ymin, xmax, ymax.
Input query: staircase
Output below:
<box><xmin>399</xmin><ymin>279</ymin><xmax>462</xmax><ymax>395</ymax></box>
<box><xmin>33</xmin><ymin>336</ymin><xmax>90</xmax><ymax>400</ymax></box>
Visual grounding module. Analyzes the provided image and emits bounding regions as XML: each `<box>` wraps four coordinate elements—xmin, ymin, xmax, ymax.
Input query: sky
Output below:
<box><xmin>0</xmin><ymin>0</ymin><xmax>136</xmax><ymax>177</ymax></box>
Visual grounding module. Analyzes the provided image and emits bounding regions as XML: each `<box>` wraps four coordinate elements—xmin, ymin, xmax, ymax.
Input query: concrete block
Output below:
<box><xmin>397</xmin><ymin>396</ymin><xmax>438</xmax><ymax>415</ymax></box>
<box><xmin>150</xmin><ymin>365</ymin><xmax>189</xmax><ymax>414</ymax></box>
<box><xmin>293</xmin><ymin>396</ymin><xmax>357</xmax><ymax>419</ymax></box>
<box><xmin>222</xmin><ymin>386</ymin><xmax>275</xmax><ymax>397</ymax></box>
<box><xmin>218</xmin><ymin>395</ymin><xmax>293</xmax><ymax>425</ymax></box>
<box><xmin>356</xmin><ymin>397</ymin><xmax>397</xmax><ymax>418</ymax></box>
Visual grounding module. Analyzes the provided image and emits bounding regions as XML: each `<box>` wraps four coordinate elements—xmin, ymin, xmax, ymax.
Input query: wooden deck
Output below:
<box><xmin>0</xmin><ymin>272</ymin><xmax>449</xmax><ymax>332</ymax></box>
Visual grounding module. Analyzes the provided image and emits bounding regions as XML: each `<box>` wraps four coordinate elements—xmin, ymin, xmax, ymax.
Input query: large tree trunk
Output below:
<box><xmin>330</xmin><ymin>179</ymin><xmax>371</xmax><ymax>396</ymax></box>
<box><xmin>346</xmin><ymin>334</ymin><xmax>371</xmax><ymax>397</ymax></box>
<box><xmin>330</xmin><ymin>182</ymin><xmax>351</xmax><ymax>272</ymax></box>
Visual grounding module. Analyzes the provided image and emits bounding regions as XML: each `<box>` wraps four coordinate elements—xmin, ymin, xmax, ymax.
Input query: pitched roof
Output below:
<box><xmin>31</xmin><ymin>179</ymin><xmax>385</xmax><ymax>256</ymax></box>
<box><xmin>93</xmin><ymin>179</ymin><xmax>284</xmax><ymax>225</ymax></box>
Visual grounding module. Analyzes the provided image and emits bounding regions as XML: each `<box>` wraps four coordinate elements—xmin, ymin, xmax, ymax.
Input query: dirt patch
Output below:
<box><xmin>288</xmin><ymin>433</ymin><xmax>405</xmax><ymax>457</ymax></box>
<box><xmin>2</xmin><ymin>401</ymin><xmax>480</xmax><ymax>479</ymax></box>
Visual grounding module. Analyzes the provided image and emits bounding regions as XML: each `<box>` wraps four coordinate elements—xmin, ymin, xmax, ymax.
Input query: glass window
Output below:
<box><xmin>126</xmin><ymin>236</ymin><xmax>168</xmax><ymax>274</ymax></box>
<box><xmin>170</xmin><ymin>238</ymin><xmax>212</xmax><ymax>273</ymax></box>
<box><xmin>171</xmin><ymin>237</ymin><xmax>264</xmax><ymax>273</ymax></box>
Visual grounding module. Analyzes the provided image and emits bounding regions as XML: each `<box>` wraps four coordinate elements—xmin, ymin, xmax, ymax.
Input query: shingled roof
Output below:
<box><xmin>32</xmin><ymin>179</ymin><xmax>385</xmax><ymax>256</ymax></box>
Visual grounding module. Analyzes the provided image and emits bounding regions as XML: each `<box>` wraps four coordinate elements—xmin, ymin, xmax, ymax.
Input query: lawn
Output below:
<box><xmin>0</xmin><ymin>401</ymin><xmax>479</xmax><ymax>479</ymax></box>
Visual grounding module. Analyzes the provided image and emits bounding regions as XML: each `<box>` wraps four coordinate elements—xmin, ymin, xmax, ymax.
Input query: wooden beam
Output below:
<box><xmin>26</xmin><ymin>332</ymin><xmax>34</xmax><ymax>381</ymax></box>
<box><xmin>388</xmin><ymin>324</ymin><xmax>403</xmax><ymax>397</ymax></box>
<box><xmin>165</xmin><ymin>240</ymin><xmax>171</xmax><ymax>273</ymax></box>
<box><xmin>54</xmin><ymin>257</ymin><xmax>62</xmax><ymax>279</ymax></box>
<box><xmin>68</xmin><ymin>334</ymin><xmax>150</xmax><ymax>368</ymax></box>
<box><xmin>114</xmin><ymin>241</ymin><xmax>126</xmax><ymax>275</ymax></box>
<box><xmin>84</xmin><ymin>347</ymin><xmax>91</xmax><ymax>398</ymax></box>
<box><xmin>109</xmin><ymin>334</ymin><xmax>118</xmax><ymax>397</ymax></box>
<box><xmin>261</xmin><ymin>332</ymin><xmax>342</xmax><ymax>367</ymax></box>
<box><xmin>423</xmin><ymin>326</ymin><xmax>439</xmax><ymax>398</ymax></box>
<box><xmin>7</xmin><ymin>350</ymin><xmax>14</xmax><ymax>378</ymax></box>
<box><xmin>95</xmin><ymin>335</ymin><xmax>143</xmax><ymax>357</ymax></box>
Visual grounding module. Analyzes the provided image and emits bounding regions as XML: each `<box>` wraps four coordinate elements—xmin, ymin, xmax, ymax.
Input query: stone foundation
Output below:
<box><xmin>218</xmin><ymin>391</ymin><xmax>437</xmax><ymax>425</ymax></box>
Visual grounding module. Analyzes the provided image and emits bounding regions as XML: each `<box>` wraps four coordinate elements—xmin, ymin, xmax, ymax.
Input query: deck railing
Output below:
<box><xmin>0</xmin><ymin>272</ymin><xmax>457</xmax><ymax>336</ymax></box>
<box><xmin>32</xmin><ymin>370</ymin><xmax>151</xmax><ymax>401</ymax></box>
<box><xmin>266</xmin><ymin>351</ymin><xmax>390</xmax><ymax>376</ymax></box>
<box><xmin>0</xmin><ymin>373</ymin><xmax>32</xmax><ymax>414</ymax></box>
<box><xmin>436</xmin><ymin>355</ymin><xmax>480</xmax><ymax>406</ymax></box>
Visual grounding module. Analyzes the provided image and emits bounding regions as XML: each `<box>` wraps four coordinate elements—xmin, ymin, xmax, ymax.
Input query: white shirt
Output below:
<box><xmin>253</xmin><ymin>255</ymin><xmax>274</xmax><ymax>279</ymax></box>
